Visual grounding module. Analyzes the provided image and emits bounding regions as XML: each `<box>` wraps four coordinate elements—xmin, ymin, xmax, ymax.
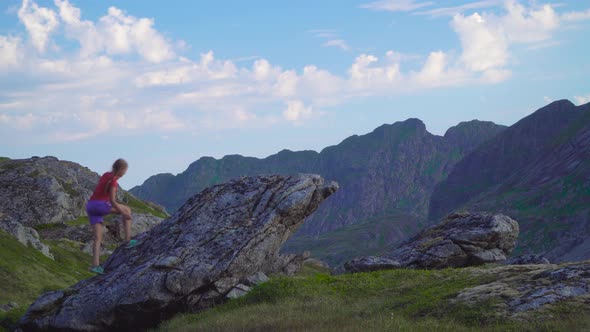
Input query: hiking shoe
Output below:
<box><xmin>126</xmin><ymin>239</ymin><xmax>139</xmax><ymax>248</ymax></box>
<box><xmin>90</xmin><ymin>265</ymin><xmax>104</xmax><ymax>274</ymax></box>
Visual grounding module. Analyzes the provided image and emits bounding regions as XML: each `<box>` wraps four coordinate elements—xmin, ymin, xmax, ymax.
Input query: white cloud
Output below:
<box><xmin>0</xmin><ymin>0</ymin><xmax>581</xmax><ymax>143</ymax></box>
<box><xmin>0</xmin><ymin>36</ymin><xmax>23</xmax><ymax>70</ymax></box>
<box><xmin>349</xmin><ymin>51</ymin><xmax>401</xmax><ymax>90</ymax></box>
<box><xmin>543</xmin><ymin>96</ymin><xmax>553</xmax><ymax>103</ymax></box>
<box><xmin>283</xmin><ymin>101</ymin><xmax>312</xmax><ymax>123</ymax></box>
<box><xmin>18</xmin><ymin>0</ymin><xmax>59</xmax><ymax>53</ymax></box>
<box><xmin>501</xmin><ymin>0</ymin><xmax>559</xmax><ymax>43</ymax></box>
<box><xmin>561</xmin><ymin>9</ymin><xmax>590</xmax><ymax>22</ymax></box>
<box><xmin>273</xmin><ymin>70</ymin><xmax>299</xmax><ymax>97</ymax></box>
<box><xmin>252</xmin><ymin>59</ymin><xmax>278</xmax><ymax>81</ymax></box>
<box><xmin>412</xmin><ymin>51</ymin><xmax>448</xmax><ymax>84</ymax></box>
<box><xmin>323</xmin><ymin>39</ymin><xmax>350</xmax><ymax>51</ymax></box>
<box><xmin>361</xmin><ymin>0</ymin><xmax>433</xmax><ymax>12</ymax></box>
<box><xmin>135</xmin><ymin>51</ymin><xmax>236</xmax><ymax>87</ymax></box>
<box><xmin>574</xmin><ymin>95</ymin><xmax>590</xmax><ymax>106</ymax></box>
<box><xmin>54</xmin><ymin>0</ymin><xmax>174</xmax><ymax>62</ymax></box>
<box><xmin>452</xmin><ymin>13</ymin><xmax>508</xmax><ymax>72</ymax></box>
<box><xmin>311</xmin><ymin>29</ymin><xmax>351</xmax><ymax>52</ymax></box>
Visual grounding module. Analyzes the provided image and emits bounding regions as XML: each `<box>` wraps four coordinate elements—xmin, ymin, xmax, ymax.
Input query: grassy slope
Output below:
<box><xmin>0</xmin><ymin>230</ymin><xmax>94</xmax><ymax>330</ymax></box>
<box><xmin>121</xmin><ymin>192</ymin><xmax>168</xmax><ymax>218</ymax></box>
<box><xmin>156</xmin><ymin>263</ymin><xmax>590</xmax><ymax>332</ymax></box>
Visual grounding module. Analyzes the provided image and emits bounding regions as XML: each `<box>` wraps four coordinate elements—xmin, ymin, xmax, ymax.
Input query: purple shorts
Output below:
<box><xmin>86</xmin><ymin>200</ymin><xmax>113</xmax><ymax>225</ymax></box>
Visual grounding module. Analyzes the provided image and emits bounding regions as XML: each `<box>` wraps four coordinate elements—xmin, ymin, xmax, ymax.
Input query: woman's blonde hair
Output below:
<box><xmin>112</xmin><ymin>158</ymin><xmax>128</xmax><ymax>173</ymax></box>
<box><xmin>104</xmin><ymin>158</ymin><xmax>128</xmax><ymax>194</ymax></box>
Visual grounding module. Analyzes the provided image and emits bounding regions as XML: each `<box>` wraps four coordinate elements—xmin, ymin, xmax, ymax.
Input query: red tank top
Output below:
<box><xmin>90</xmin><ymin>172</ymin><xmax>119</xmax><ymax>201</ymax></box>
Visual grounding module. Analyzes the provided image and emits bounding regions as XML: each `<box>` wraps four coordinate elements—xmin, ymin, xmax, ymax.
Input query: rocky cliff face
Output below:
<box><xmin>429</xmin><ymin>100</ymin><xmax>582</xmax><ymax>220</ymax></box>
<box><xmin>430</xmin><ymin>100</ymin><xmax>590</xmax><ymax>262</ymax></box>
<box><xmin>18</xmin><ymin>174</ymin><xmax>338</xmax><ymax>331</ymax></box>
<box><xmin>131</xmin><ymin>119</ymin><xmax>506</xmax><ymax>263</ymax></box>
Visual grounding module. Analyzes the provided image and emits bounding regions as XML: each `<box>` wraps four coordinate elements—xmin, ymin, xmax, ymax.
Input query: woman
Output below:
<box><xmin>85</xmin><ymin>158</ymin><xmax>137</xmax><ymax>274</ymax></box>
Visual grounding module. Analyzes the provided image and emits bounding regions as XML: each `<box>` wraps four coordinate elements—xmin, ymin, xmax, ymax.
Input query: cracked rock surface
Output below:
<box><xmin>18</xmin><ymin>174</ymin><xmax>338</xmax><ymax>331</ymax></box>
<box><xmin>454</xmin><ymin>260</ymin><xmax>590</xmax><ymax>317</ymax></box>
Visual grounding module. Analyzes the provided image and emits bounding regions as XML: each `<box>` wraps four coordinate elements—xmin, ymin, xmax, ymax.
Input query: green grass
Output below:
<box><xmin>155</xmin><ymin>266</ymin><xmax>590</xmax><ymax>332</ymax></box>
<box><xmin>0</xmin><ymin>230</ymin><xmax>93</xmax><ymax>330</ymax></box>
<box><xmin>122</xmin><ymin>192</ymin><xmax>168</xmax><ymax>218</ymax></box>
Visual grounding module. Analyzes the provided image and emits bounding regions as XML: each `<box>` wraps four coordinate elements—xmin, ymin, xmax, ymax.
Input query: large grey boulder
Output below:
<box><xmin>345</xmin><ymin>212</ymin><xmax>519</xmax><ymax>272</ymax></box>
<box><xmin>19</xmin><ymin>174</ymin><xmax>338</xmax><ymax>331</ymax></box>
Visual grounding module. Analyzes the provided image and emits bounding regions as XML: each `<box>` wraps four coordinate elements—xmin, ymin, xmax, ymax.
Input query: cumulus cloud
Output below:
<box><xmin>54</xmin><ymin>0</ymin><xmax>174</xmax><ymax>62</ymax></box>
<box><xmin>452</xmin><ymin>13</ymin><xmax>508</xmax><ymax>72</ymax></box>
<box><xmin>501</xmin><ymin>0</ymin><xmax>559</xmax><ymax>43</ymax></box>
<box><xmin>349</xmin><ymin>52</ymin><xmax>401</xmax><ymax>91</ymax></box>
<box><xmin>0</xmin><ymin>36</ymin><xmax>23</xmax><ymax>70</ymax></box>
<box><xmin>283</xmin><ymin>101</ymin><xmax>313</xmax><ymax>123</ymax></box>
<box><xmin>0</xmin><ymin>0</ymin><xmax>582</xmax><ymax>143</ymax></box>
<box><xmin>18</xmin><ymin>0</ymin><xmax>59</xmax><ymax>53</ymax></box>
<box><xmin>134</xmin><ymin>52</ymin><xmax>236</xmax><ymax>87</ymax></box>
<box><xmin>361</xmin><ymin>0</ymin><xmax>433</xmax><ymax>12</ymax></box>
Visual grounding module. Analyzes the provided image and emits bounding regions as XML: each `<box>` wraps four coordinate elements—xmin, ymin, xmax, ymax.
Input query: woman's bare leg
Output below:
<box><xmin>110</xmin><ymin>205</ymin><xmax>132</xmax><ymax>242</ymax></box>
<box><xmin>92</xmin><ymin>223</ymin><xmax>103</xmax><ymax>266</ymax></box>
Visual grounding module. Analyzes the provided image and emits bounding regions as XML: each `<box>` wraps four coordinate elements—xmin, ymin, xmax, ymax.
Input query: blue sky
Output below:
<box><xmin>0</xmin><ymin>0</ymin><xmax>589</xmax><ymax>188</ymax></box>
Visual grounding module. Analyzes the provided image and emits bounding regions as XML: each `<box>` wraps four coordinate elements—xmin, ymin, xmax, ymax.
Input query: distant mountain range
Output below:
<box><xmin>131</xmin><ymin>99</ymin><xmax>590</xmax><ymax>266</ymax></box>
<box><xmin>130</xmin><ymin>117</ymin><xmax>505</xmax><ymax>265</ymax></box>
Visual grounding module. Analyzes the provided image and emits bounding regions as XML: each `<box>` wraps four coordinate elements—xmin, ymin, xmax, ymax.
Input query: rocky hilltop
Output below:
<box><xmin>0</xmin><ymin>156</ymin><xmax>168</xmax><ymax>258</ymax></box>
<box><xmin>18</xmin><ymin>174</ymin><xmax>338</xmax><ymax>331</ymax></box>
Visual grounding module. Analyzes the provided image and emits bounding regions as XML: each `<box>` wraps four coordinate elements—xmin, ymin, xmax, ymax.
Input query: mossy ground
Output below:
<box><xmin>155</xmin><ymin>263</ymin><xmax>590</xmax><ymax>332</ymax></box>
<box><xmin>0</xmin><ymin>230</ymin><xmax>93</xmax><ymax>331</ymax></box>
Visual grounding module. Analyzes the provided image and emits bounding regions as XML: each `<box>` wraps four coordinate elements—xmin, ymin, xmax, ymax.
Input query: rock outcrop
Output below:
<box><xmin>0</xmin><ymin>156</ymin><xmax>167</xmax><ymax>227</ymax></box>
<box><xmin>455</xmin><ymin>260</ymin><xmax>590</xmax><ymax>317</ymax></box>
<box><xmin>503</xmin><ymin>254</ymin><xmax>551</xmax><ymax>265</ymax></box>
<box><xmin>344</xmin><ymin>212</ymin><xmax>519</xmax><ymax>272</ymax></box>
<box><xmin>0</xmin><ymin>219</ymin><xmax>53</xmax><ymax>259</ymax></box>
<box><xmin>0</xmin><ymin>157</ymin><xmax>98</xmax><ymax>227</ymax></box>
<box><xmin>19</xmin><ymin>174</ymin><xmax>338</xmax><ymax>331</ymax></box>
<box><xmin>0</xmin><ymin>156</ymin><xmax>168</xmax><ymax>257</ymax></box>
